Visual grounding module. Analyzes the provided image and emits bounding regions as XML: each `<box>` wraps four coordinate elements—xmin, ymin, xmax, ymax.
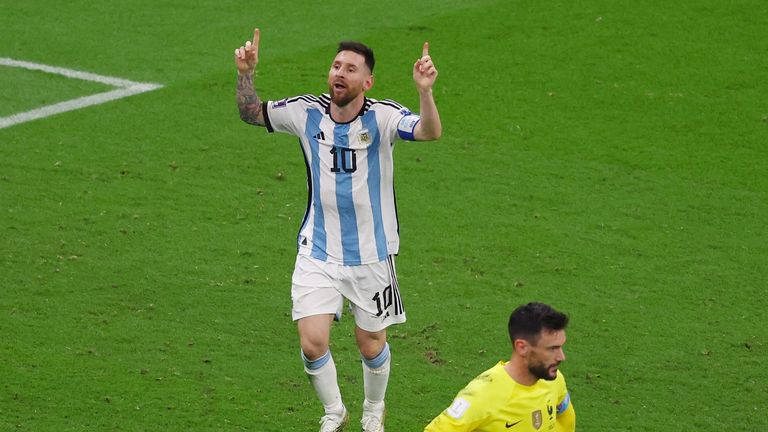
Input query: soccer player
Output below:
<box><xmin>234</xmin><ymin>28</ymin><xmax>441</xmax><ymax>432</ymax></box>
<box><xmin>424</xmin><ymin>303</ymin><xmax>576</xmax><ymax>432</ymax></box>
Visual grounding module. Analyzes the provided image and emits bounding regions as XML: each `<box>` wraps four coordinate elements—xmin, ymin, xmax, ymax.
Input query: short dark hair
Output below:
<box><xmin>337</xmin><ymin>41</ymin><xmax>375</xmax><ymax>72</ymax></box>
<box><xmin>508</xmin><ymin>302</ymin><xmax>569</xmax><ymax>345</ymax></box>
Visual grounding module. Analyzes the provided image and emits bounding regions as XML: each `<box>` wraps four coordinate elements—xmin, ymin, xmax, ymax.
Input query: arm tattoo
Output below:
<box><xmin>237</xmin><ymin>73</ymin><xmax>264</xmax><ymax>126</ymax></box>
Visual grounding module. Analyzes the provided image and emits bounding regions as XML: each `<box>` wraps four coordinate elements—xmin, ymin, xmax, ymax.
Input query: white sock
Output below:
<box><xmin>302</xmin><ymin>350</ymin><xmax>344</xmax><ymax>416</ymax></box>
<box><xmin>361</xmin><ymin>343</ymin><xmax>390</xmax><ymax>406</ymax></box>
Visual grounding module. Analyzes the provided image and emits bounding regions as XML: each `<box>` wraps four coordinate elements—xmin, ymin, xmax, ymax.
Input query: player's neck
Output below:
<box><xmin>504</xmin><ymin>358</ymin><xmax>538</xmax><ymax>387</ymax></box>
<box><xmin>330</xmin><ymin>95</ymin><xmax>365</xmax><ymax>123</ymax></box>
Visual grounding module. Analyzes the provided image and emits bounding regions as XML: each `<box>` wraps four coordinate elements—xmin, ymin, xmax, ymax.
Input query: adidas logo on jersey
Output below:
<box><xmin>313</xmin><ymin>131</ymin><xmax>326</xmax><ymax>141</ymax></box>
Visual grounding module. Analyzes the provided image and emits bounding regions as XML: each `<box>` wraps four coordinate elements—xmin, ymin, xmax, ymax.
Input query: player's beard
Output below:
<box><xmin>329</xmin><ymin>84</ymin><xmax>360</xmax><ymax>107</ymax></box>
<box><xmin>528</xmin><ymin>361</ymin><xmax>559</xmax><ymax>381</ymax></box>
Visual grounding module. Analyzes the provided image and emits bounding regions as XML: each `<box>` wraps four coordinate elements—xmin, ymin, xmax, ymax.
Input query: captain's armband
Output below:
<box><xmin>397</xmin><ymin>114</ymin><xmax>421</xmax><ymax>141</ymax></box>
<box><xmin>556</xmin><ymin>392</ymin><xmax>571</xmax><ymax>415</ymax></box>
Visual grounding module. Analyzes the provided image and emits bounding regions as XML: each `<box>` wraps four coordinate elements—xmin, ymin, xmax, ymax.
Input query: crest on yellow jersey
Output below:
<box><xmin>531</xmin><ymin>410</ymin><xmax>543</xmax><ymax>430</ymax></box>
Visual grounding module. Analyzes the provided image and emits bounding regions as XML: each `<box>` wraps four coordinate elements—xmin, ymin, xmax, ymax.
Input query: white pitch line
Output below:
<box><xmin>0</xmin><ymin>85</ymin><xmax>162</xmax><ymax>129</ymax></box>
<box><xmin>0</xmin><ymin>57</ymin><xmax>163</xmax><ymax>130</ymax></box>
<box><xmin>0</xmin><ymin>57</ymin><xmax>147</xmax><ymax>87</ymax></box>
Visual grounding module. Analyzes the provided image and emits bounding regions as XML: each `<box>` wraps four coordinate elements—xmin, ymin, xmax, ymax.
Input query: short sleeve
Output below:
<box><xmin>262</xmin><ymin>97</ymin><xmax>304</xmax><ymax>136</ymax></box>
<box><xmin>373</xmin><ymin>100</ymin><xmax>419</xmax><ymax>142</ymax></box>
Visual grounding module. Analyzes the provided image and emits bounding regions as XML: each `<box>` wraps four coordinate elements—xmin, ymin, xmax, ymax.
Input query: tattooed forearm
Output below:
<box><xmin>237</xmin><ymin>73</ymin><xmax>264</xmax><ymax>125</ymax></box>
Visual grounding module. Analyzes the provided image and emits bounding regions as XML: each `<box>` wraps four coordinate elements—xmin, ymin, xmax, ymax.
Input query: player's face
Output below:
<box><xmin>328</xmin><ymin>50</ymin><xmax>372</xmax><ymax>107</ymax></box>
<box><xmin>526</xmin><ymin>329</ymin><xmax>566</xmax><ymax>381</ymax></box>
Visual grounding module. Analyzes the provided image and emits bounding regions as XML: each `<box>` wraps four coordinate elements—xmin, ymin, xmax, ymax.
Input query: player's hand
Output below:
<box><xmin>235</xmin><ymin>28</ymin><xmax>260</xmax><ymax>74</ymax></box>
<box><xmin>413</xmin><ymin>42</ymin><xmax>438</xmax><ymax>92</ymax></box>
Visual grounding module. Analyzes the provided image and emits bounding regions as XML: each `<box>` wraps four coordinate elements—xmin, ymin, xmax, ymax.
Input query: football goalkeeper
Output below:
<box><xmin>425</xmin><ymin>302</ymin><xmax>576</xmax><ymax>432</ymax></box>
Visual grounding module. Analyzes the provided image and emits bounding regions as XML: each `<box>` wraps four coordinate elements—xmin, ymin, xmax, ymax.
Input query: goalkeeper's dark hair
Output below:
<box><xmin>337</xmin><ymin>41</ymin><xmax>375</xmax><ymax>72</ymax></box>
<box><xmin>508</xmin><ymin>302</ymin><xmax>569</xmax><ymax>345</ymax></box>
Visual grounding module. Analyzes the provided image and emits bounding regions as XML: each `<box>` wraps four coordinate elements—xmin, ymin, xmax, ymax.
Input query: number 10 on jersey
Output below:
<box><xmin>330</xmin><ymin>147</ymin><xmax>357</xmax><ymax>173</ymax></box>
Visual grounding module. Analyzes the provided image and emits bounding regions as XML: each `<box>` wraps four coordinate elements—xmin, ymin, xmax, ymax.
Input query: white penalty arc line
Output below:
<box><xmin>0</xmin><ymin>57</ymin><xmax>163</xmax><ymax>130</ymax></box>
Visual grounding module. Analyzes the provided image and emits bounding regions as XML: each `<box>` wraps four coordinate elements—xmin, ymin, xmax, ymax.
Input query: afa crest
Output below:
<box><xmin>358</xmin><ymin>129</ymin><xmax>371</xmax><ymax>145</ymax></box>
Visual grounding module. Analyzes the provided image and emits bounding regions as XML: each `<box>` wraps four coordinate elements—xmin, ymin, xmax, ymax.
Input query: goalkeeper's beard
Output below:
<box><xmin>528</xmin><ymin>361</ymin><xmax>559</xmax><ymax>381</ymax></box>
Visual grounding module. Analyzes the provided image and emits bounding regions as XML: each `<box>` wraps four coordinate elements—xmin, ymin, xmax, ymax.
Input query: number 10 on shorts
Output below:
<box><xmin>372</xmin><ymin>285</ymin><xmax>402</xmax><ymax>318</ymax></box>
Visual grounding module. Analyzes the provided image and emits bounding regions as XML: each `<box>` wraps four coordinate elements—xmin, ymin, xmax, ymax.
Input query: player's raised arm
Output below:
<box><xmin>412</xmin><ymin>41</ymin><xmax>442</xmax><ymax>141</ymax></box>
<box><xmin>235</xmin><ymin>28</ymin><xmax>265</xmax><ymax>126</ymax></box>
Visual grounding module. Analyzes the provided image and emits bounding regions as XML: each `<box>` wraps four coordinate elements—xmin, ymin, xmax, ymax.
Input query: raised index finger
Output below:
<box><xmin>422</xmin><ymin>42</ymin><xmax>429</xmax><ymax>57</ymax></box>
<box><xmin>252</xmin><ymin>28</ymin><xmax>261</xmax><ymax>50</ymax></box>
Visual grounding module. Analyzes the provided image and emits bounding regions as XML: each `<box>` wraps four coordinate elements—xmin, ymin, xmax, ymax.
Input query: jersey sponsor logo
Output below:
<box><xmin>532</xmin><ymin>410</ymin><xmax>543</xmax><ymax>430</ymax></box>
<box><xmin>313</xmin><ymin>131</ymin><xmax>326</xmax><ymax>141</ymax></box>
<box><xmin>446</xmin><ymin>398</ymin><xmax>470</xmax><ymax>419</ymax></box>
<box><xmin>505</xmin><ymin>420</ymin><xmax>522</xmax><ymax>428</ymax></box>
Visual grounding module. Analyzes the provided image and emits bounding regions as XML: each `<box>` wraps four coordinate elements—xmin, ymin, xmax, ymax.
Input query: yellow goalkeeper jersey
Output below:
<box><xmin>424</xmin><ymin>361</ymin><xmax>575</xmax><ymax>432</ymax></box>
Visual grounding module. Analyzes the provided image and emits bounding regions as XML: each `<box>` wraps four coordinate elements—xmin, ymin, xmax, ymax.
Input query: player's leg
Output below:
<box><xmin>298</xmin><ymin>313</ymin><xmax>334</xmax><ymax>359</ymax></box>
<box><xmin>292</xmin><ymin>255</ymin><xmax>348</xmax><ymax>431</ymax></box>
<box><xmin>343</xmin><ymin>255</ymin><xmax>406</xmax><ymax>432</ymax></box>
<box><xmin>356</xmin><ymin>326</ymin><xmax>389</xmax><ymax>432</ymax></box>
<box><xmin>356</xmin><ymin>326</ymin><xmax>387</xmax><ymax>359</ymax></box>
<box><xmin>356</xmin><ymin>326</ymin><xmax>389</xmax><ymax>405</ymax></box>
<box><xmin>298</xmin><ymin>315</ymin><xmax>348</xmax><ymax>430</ymax></box>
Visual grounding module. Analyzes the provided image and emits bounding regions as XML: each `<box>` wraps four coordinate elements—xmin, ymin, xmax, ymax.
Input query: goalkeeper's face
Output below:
<box><xmin>526</xmin><ymin>329</ymin><xmax>567</xmax><ymax>381</ymax></box>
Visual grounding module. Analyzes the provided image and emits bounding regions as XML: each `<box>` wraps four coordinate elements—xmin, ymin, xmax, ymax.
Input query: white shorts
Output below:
<box><xmin>291</xmin><ymin>254</ymin><xmax>406</xmax><ymax>332</ymax></box>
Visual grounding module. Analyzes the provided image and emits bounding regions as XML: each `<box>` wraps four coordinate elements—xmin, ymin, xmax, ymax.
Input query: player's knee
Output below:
<box><xmin>298</xmin><ymin>329</ymin><xmax>330</xmax><ymax>359</ymax></box>
<box><xmin>361</xmin><ymin>341</ymin><xmax>391</xmax><ymax>369</ymax></box>
<box><xmin>297</xmin><ymin>315</ymin><xmax>333</xmax><ymax>359</ymax></box>
<box><xmin>357</xmin><ymin>332</ymin><xmax>387</xmax><ymax>359</ymax></box>
<box><xmin>299</xmin><ymin>336</ymin><xmax>329</xmax><ymax>360</ymax></box>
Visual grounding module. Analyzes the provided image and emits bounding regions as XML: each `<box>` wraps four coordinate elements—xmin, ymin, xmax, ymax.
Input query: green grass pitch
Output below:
<box><xmin>1</xmin><ymin>0</ymin><xmax>767</xmax><ymax>430</ymax></box>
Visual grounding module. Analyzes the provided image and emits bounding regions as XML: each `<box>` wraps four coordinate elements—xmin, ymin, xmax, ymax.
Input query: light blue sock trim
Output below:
<box><xmin>302</xmin><ymin>349</ymin><xmax>332</xmax><ymax>371</ymax></box>
<box><xmin>362</xmin><ymin>342</ymin><xmax>390</xmax><ymax>369</ymax></box>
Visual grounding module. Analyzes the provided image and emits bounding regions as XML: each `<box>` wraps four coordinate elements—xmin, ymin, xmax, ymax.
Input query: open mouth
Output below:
<box><xmin>333</xmin><ymin>82</ymin><xmax>347</xmax><ymax>91</ymax></box>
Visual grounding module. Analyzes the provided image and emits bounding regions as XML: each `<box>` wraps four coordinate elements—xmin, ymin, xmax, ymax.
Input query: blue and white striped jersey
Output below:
<box><xmin>263</xmin><ymin>94</ymin><xmax>420</xmax><ymax>266</ymax></box>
